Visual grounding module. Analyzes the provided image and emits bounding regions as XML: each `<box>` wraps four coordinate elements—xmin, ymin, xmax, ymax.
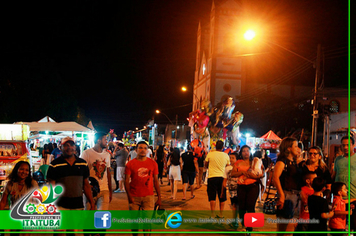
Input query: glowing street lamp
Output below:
<box><xmin>244</xmin><ymin>29</ymin><xmax>256</xmax><ymax>41</ymax></box>
<box><xmin>155</xmin><ymin>109</ymin><xmax>174</xmax><ymax>125</ymax></box>
<box><xmin>181</xmin><ymin>86</ymin><xmax>200</xmax><ymax>109</ymax></box>
<box><xmin>242</xmin><ymin>29</ymin><xmax>322</xmax><ymax>146</ymax></box>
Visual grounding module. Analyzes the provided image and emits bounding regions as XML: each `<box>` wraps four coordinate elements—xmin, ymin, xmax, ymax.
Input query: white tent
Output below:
<box><xmin>16</xmin><ymin>116</ymin><xmax>93</xmax><ymax>132</ymax></box>
<box><xmin>38</xmin><ymin>116</ymin><xmax>56</xmax><ymax>123</ymax></box>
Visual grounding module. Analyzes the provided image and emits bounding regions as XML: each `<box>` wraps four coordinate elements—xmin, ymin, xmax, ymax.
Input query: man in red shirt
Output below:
<box><xmin>125</xmin><ymin>140</ymin><xmax>161</xmax><ymax>209</ymax></box>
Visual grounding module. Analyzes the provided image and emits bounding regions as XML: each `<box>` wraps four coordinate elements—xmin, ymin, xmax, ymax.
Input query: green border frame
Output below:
<box><xmin>347</xmin><ymin>0</ymin><xmax>352</xmax><ymax>236</ymax></box>
<box><xmin>1</xmin><ymin>0</ymin><xmax>352</xmax><ymax>235</ymax></box>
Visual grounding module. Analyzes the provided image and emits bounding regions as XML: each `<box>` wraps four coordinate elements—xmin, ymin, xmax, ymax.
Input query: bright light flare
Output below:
<box><xmin>181</xmin><ymin>86</ymin><xmax>187</xmax><ymax>92</ymax></box>
<box><xmin>155</xmin><ymin>110</ymin><xmax>160</xmax><ymax>114</ymax></box>
<box><xmin>244</xmin><ymin>30</ymin><xmax>256</xmax><ymax>41</ymax></box>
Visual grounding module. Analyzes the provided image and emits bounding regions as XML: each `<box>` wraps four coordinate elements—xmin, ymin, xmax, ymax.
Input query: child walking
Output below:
<box><xmin>296</xmin><ymin>172</ymin><xmax>317</xmax><ymax>233</ymax></box>
<box><xmin>222</xmin><ymin>153</ymin><xmax>239</xmax><ymax>228</ymax></box>
<box><xmin>308</xmin><ymin>177</ymin><xmax>334</xmax><ymax>236</ymax></box>
<box><xmin>329</xmin><ymin>182</ymin><xmax>356</xmax><ymax>236</ymax></box>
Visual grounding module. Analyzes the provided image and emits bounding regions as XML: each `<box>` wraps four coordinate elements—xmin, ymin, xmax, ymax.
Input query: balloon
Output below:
<box><xmin>202</xmin><ymin>129</ymin><xmax>210</xmax><ymax>152</ymax></box>
<box><xmin>197</xmin><ymin>113</ymin><xmax>209</xmax><ymax>128</ymax></box>
<box><xmin>232</xmin><ymin>126</ymin><xmax>240</xmax><ymax>145</ymax></box>
<box><xmin>200</xmin><ymin>100</ymin><xmax>213</xmax><ymax>116</ymax></box>
<box><xmin>190</xmin><ymin>139</ymin><xmax>200</xmax><ymax>148</ymax></box>
<box><xmin>221</xmin><ymin>97</ymin><xmax>235</xmax><ymax>120</ymax></box>
<box><xmin>224</xmin><ymin>148</ymin><xmax>233</xmax><ymax>155</ymax></box>
<box><xmin>232</xmin><ymin>111</ymin><xmax>244</xmax><ymax>132</ymax></box>
<box><xmin>223</xmin><ymin>128</ymin><xmax>228</xmax><ymax>140</ymax></box>
<box><xmin>194</xmin><ymin>123</ymin><xmax>206</xmax><ymax>134</ymax></box>
<box><xmin>209</xmin><ymin>126</ymin><xmax>221</xmax><ymax>135</ymax></box>
<box><xmin>188</xmin><ymin>97</ymin><xmax>243</xmax><ymax>151</ymax></box>
<box><xmin>194</xmin><ymin>146</ymin><xmax>203</xmax><ymax>157</ymax></box>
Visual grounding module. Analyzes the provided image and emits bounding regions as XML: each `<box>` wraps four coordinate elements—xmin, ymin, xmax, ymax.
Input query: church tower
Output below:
<box><xmin>193</xmin><ymin>0</ymin><xmax>244</xmax><ymax>111</ymax></box>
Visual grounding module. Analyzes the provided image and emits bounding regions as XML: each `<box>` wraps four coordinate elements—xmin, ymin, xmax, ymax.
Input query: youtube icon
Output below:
<box><xmin>244</xmin><ymin>213</ymin><xmax>264</xmax><ymax>227</ymax></box>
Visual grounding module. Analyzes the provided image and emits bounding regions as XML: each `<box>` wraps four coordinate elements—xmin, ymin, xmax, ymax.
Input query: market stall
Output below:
<box><xmin>246</xmin><ymin>130</ymin><xmax>282</xmax><ymax>162</ymax></box>
<box><xmin>15</xmin><ymin>116</ymin><xmax>95</xmax><ymax>168</ymax></box>
<box><xmin>0</xmin><ymin>124</ymin><xmax>32</xmax><ymax>188</ymax></box>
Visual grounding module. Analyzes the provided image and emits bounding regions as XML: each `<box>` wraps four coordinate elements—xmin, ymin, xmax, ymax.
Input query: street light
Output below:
<box><xmin>243</xmin><ymin>29</ymin><xmax>322</xmax><ymax>146</ymax></box>
<box><xmin>244</xmin><ymin>30</ymin><xmax>256</xmax><ymax>41</ymax></box>
<box><xmin>155</xmin><ymin>110</ymin><xmax>174</xmax><ymax>125</ymax></box>
<box><xmin>181</xmin><ymin>86</ymin><xmax>200</xmax><ymax>110</ymax></box>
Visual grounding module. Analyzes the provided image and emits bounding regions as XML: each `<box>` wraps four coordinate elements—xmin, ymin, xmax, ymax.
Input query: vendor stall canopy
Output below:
<box><xmin>260</xmin><ymin>130</ymin><xmax>281</xmax><ymax>140</ymax></box>
<box><xmin>15</xmin><ymin>116</ymin><xmax>94</xmax><ymax>132</ymax></box>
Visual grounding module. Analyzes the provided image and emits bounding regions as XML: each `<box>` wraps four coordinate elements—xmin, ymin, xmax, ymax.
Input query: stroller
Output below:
<box><xmin>32</xmin><ymin>164</ymin><xmax>49</xmax><ymax>186</ymax></box>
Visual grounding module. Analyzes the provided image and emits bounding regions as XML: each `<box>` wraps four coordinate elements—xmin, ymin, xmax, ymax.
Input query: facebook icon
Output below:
<box><xmin>94</xmin><ymin>211</ymin><xmax>112</xmax><ymax>229</ymax></box>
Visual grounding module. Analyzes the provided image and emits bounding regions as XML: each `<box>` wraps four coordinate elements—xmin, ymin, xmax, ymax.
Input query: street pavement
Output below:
<box><xmin>108</xmin><ymin>176</ymin><xmax>279</xmax><ymax>235</ymax></box>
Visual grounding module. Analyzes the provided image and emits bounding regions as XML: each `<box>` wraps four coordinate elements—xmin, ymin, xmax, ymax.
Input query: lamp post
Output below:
<box><xmin>155</xmin><ymin>110</ymin><xmax>174</xmax><ymax>125</ymax></box>
<box><xmin>244</xmin><ymin>30</ymin><xmax>322</xmax><ymax>146</ymax></box>
<box><xmin>156</xmin><ymin>109</ymin><xmax>178</xmax><ymax>147</ymax></box>
<box><xmin>181</xmin><ymin>86</ymin><xmax>200</xmax><ymax>110</ymax></box>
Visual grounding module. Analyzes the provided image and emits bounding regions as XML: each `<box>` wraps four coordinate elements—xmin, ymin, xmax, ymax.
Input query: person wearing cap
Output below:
<box><xmin>47</xmin><ymin>136</ymin><xmax>95</xmax><ymax>210</ymax></box>
<box><xmin>81</xmin><ymin>132</ymin><xmax>112</xmax><ymax>210</ymax></box>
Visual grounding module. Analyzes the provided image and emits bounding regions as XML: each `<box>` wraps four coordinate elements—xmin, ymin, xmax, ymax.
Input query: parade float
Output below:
<box><xmin>188</xmin><ymin>97</ymin><xmax>244</xmax><ymax>152</ymax></box>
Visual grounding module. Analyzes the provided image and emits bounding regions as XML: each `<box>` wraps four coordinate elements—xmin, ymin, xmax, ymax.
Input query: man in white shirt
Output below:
<box><xmin>205</xmin><ymin>140</ymin><xmax>230</xmax><ymax>218</ymax></box>
<box><xmin>146</xmin><ymin>146</ymin><xmax>153</xmax><ymax>158</ymax></box>
<box><xmin>128</xmin><ymin>146</ymin><xmax>137</xmax><ymax>160</ymax></box>
<box><xmin>81</xmin><ymin>132</ymin><xmax>112</xmax><ymax>210</ymax></box>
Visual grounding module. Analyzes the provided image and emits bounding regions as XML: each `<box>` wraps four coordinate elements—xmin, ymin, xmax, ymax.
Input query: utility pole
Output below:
<box><xmin>311</xmin><ymin>44</ymin><xmax>322</xmax><ymax>146</ymax></box>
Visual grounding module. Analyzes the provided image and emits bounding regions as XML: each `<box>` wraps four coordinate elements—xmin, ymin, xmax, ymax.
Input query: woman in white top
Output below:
<box><xmin>167</xmin><ymin>148</ymin><xmax>183</xmax><ymax>200</ymax></box>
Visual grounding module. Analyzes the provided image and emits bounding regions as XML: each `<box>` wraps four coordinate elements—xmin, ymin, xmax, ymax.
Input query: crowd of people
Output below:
<box><xmin>0</xmin><ymin>132</ymin><xmax>355</xmax><ymax>235</ymax></box>
<box><xmin>274</xmin><ymin>136</ymin><xmax>356</xmax><ymax>236</ymax></box>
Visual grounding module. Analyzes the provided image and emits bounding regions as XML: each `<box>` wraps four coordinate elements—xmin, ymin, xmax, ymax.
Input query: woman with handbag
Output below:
<box><xmin>273</xmin><ymin>137</ymin><xmax>302</xmax><ymax>235</ymax></box>
<box><xmin>231</xmin><ymin>145</ymin><xmax>264</xmax><ymax>233</ymax></box>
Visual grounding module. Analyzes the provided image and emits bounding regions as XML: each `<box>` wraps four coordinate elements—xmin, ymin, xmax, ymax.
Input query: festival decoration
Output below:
<box><xmin>188</xmin><ymin>96</ymin><xmax>244</xmax><ymax>151</ymax></box>
<box><xmin>190</xmin><ymin>139</ymin><xmax>204</xmax><ymax>157</ymax></box>
<box><xmin>107</xmin><ymin>129</ymin><xmax>117</xmax><ymax>142</ymax></box>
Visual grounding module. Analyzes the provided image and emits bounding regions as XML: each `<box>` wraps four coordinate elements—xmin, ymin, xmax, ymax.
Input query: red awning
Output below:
<box><xmin>260</xmin><ymin>130</ymin><xmax>281</xmax><ymax>140</ymax></box>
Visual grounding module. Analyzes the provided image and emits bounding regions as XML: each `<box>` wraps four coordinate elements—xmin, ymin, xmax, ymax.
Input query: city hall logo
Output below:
<box><xmin>11</xmin><ymin>184</ymin><xmax>64</xmax><ymax>229</ymax></box>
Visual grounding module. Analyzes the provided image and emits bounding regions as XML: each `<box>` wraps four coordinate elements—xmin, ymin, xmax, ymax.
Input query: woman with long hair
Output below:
<box><xmin>231</xmin><ymin>145</ymin><xmax>264</xmax><ymax>233</ymax></box>
<box><xmin>167</xmin><ymin>148</ymin><xmax>183</xmax><ymax>199</ymax></box>
<box><xmin>154</xmin><ymin>145</ymin><xmax>167</xmax><ymax>184</ymax></box>
<box><xmin>0</xmin><ymin>161</ymin><xmax>38</xmax><ymax>210</ymax></box>
<box><xmin>273</xmin><ymin>137</ymin><xmax>302</xmax><ymax>235</ymax></box>
<box><xmin>300</xmin><ymin>146</ymin><xmax>332</xmax><ymax>194</ymax></box>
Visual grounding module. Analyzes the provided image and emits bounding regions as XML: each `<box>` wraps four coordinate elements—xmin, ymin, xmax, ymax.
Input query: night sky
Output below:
<box><xmin>0</xmin><ymin>0</ymin><xmax>353</xmax><ymax>136</ymax></box>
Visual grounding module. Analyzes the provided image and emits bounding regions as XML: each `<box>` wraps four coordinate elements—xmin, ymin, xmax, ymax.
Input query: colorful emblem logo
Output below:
<box><xmin>11</xmin><ymin>184</ymin><xmax>63</xmax><ymax>229</ymax></box>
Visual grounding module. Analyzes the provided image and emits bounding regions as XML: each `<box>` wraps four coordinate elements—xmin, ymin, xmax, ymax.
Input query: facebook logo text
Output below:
<box><xmin>94</xmin><ymin>211</ymin><xmax>112</xmax><ymax>229</ymax></box>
